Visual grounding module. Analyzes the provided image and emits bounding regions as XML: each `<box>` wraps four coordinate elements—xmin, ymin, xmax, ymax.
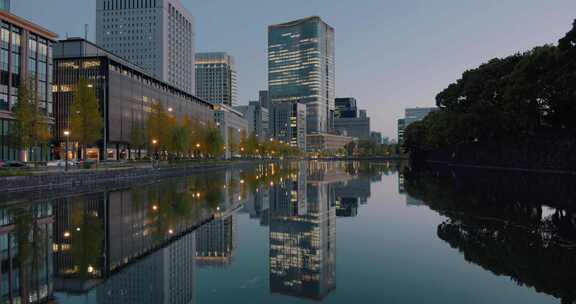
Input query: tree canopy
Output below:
<box><xmin>405</xmin><ymin>19</ymin><xmax>576</xmax><ymax>153</ymax></box>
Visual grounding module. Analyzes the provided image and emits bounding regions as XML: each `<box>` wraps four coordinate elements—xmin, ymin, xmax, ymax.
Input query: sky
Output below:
<box><xmin>12</xmin><ymin>0</ymin><xmax>576</xmax><ymax>139</ymax></box>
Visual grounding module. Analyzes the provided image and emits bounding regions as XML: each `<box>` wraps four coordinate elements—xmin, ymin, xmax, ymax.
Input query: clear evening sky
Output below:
<box><xmin>13</xmin><ymin>0</ymin><xmax>576</xmax><ymax>139</ymax></box>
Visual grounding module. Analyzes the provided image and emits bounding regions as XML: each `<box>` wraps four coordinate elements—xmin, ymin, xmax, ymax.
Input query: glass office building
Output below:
<box><xmin>0</xmin><ymin>10</ymin><xmax>57</xmax><ymax>161</ymax></box>
<box><xmin>0</xmin><ymin>0</ymin><xmax>9</xmax><ymax>12</ymax></box>
<box><xmin>268</xmin><ymin>16</ymin><xmax>335</xmax><ymax>134</ymax></box>
<box><xmin>53</xmin><ymin>38</ymin><xmax>213</xmax><ymax>160</ymax></box>
<box><xmin>195</xmin><ymin>52</ymin><xmax>237</xmax><ymax>106</ymax></box>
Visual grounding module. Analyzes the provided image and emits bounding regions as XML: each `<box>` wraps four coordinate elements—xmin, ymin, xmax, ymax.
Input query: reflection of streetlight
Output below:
<box><xmin>64</xmin><ymin>130</ymin><xmax>70</xmax><ymax>172</ymax></box>
<box><xmin>152</xmin><ymin>139</ymin><xmax>158</xmax><ymax>168</ymax></box>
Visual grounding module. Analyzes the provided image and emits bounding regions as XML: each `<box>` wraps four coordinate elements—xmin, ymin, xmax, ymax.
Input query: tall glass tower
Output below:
<box><xmin>268</xmin><ymin>16</ymin><xmax>335</xmax><ymax>134</ymax></box>
<box><xmin>0</xmin><ymin>0</ymin><xmax>10</xmax><ymax>11</ymax></box>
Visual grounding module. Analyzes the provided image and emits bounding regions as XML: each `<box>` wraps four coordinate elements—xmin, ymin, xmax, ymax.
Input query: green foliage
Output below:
<box><xmin>405</xmin><ymin>19</ymin><xmax>576</xmax><ymax>153</ymax></box>
<box><xmin>147</xmin><ymin>101</ymin><xmax>171</xmax><ymax>151</ymax></box>
<box><xmin>10</xmin><ymin>79</ymin><xmax>52</xmax><ymax>160</ymax></box>
<box><xmin>71</xmin><ymin>78</ymin><xmax>103</xmax><ymax>160</ymax></box>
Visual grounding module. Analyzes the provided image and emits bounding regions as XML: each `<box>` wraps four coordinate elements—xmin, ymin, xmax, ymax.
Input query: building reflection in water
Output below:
<box><xmin>0</xmin><ymin>202</ymin><xmax>54</xmax><ymax>303</ymax></box>
<box><xmin>0</xmin><ymin>161</ymin><xmax>386</xmax><ymax>304</ymax></box>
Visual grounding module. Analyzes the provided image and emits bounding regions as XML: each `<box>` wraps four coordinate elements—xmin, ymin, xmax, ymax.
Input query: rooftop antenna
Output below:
<box><xmin>84</xmin><ymin>24</ymin><xmax>89</xmax><ymax>41</ymax></box>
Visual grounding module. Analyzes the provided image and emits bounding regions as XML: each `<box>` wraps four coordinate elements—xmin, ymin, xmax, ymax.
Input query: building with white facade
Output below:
<box><xmin>96</xmin><ymin>0</ymin><xmax>195</xmax><ymax>94</ymax></box>
<box><xmin>196</xmin><ymin>52</ymin><xmax>237</xmax><ymax>106</ymax></box>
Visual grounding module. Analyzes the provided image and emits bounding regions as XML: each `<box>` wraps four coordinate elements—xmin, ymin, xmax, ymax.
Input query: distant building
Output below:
<box><xmin>234</xmin><ymin>101</ymin><xmax>269</xmax><ymax>138</ymax></box>
<box><xmin>397</xmin><ymin>107</ymin><xmax>437</xmax><ymax>144</ymax></box>
<box><xmin>53</xmin><ymin>38</ymin><xmax>213</xmax><ymax>160</ymax></box>
<box><xmin>370</xmin><ymin>132</ymin><xmax>382</xmax><ymax>145</ymax></box>
<box><xmin>397</xmin><ymin>118</ymin><xmax>406</xmax><ymax>144</ymax></box>
<box><xmin>269</xmin><ymin>101</ymin><xmax>307</xmax><ymax>149</ymax></box>
<box><xmin>96</xmin><ymin>0</ymin><xmax>196</xmax><ymax>94</ymax></box>
<box><xmin>335</xmin><ymin>97</ymin><xmax>358</xmax><ymax>118</ymax></box>
<box><xmin>268</xmin><ymin>16</ymin><xmax>335</xmax><ymax>134</ymax></box>
<box><xmin>306</xmin><ymin>133</ymin><xmax>353</xmax><ymax>153</ymax></box>
<box><xmin>0</xmin><ymin>10</ymin><xmax>58</xmax><ymax>161</ymax></box>
<box><xmin>0</xmin><ymin>0</ymin><xmax>9</xmax><ymax>11</ymax></box>
<box><xmin>259</xmin><ymin>90</ymin><xmax>270</xmax><ymax>109</ymax></box>
<box><xmin>405</xmin><ymin>107</ymin><xmax>437</xmax><ymax>125</ymax></box>
<box><xmin>213</xmin><ymin>104</ymin><xmax>249</xmax><ymax>159</ymax></box>
<box><xmin>334</xmin><ymin>115</ymin><xmax>371</xmax><ymax>141</ymax></box>
<box><xmin>195</xmin><ymin>52</ymin><xmax>238</xmax><ymax>106</ymax></box>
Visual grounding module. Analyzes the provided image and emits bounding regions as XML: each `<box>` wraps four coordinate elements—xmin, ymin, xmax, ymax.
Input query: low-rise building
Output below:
<box><xmin>397</xmin><ymin>107</ymin><xmax>437</xmax><ymax>144</ymax></box>
<box><xmin>306</xmin><ymin>133</ymin><xmax>353</xmax><ymax>153</ymax></box>
<box><xmin>53</xmin><ymin>38</ymin><xmax>214</xmax><ymax>160</ymax></box>
<box><xmin>213</xmin><ymin>104</ymin><xmax>249</xmax><ymax>159</ymax></box>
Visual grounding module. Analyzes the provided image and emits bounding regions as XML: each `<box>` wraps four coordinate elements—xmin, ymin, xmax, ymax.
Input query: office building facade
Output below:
<box><xmin>334</xmin><ymin>97</ymin><xmax>357</xmax><ymax>118</ymax></box>
<box><xmin>0</xmin><ymin>10</ymin><xmax>58</xmax><ymax>161</ymax></box>
<box><xmin>306</xmin><ymin>133</ymin><xmax>352</xmax><ymax>153</ymax></box>
<box><xmin>259</xmin><ymin>90</ymin><xmax>269</xmax><ymax>109</ymax></box>
<box><xmin>53</xmin><ymin>38</ymin><xmax>213</xmax><ymax>160</ymax></box>
<box><xmin>333</xmin><ymin>116</ymin><xmax>370</xmax><ymax>141</ymax></box>
<box><xmin>96</xmin><ymin>0</ymin><xmax>195</xmax><ymax>94</ymax></box>
<box><xmin>397</xmin><ymin>107</ymin><xmax>437</xmax><ymax>143</ymax></box>
<box><xmin>234</xmin><ymin>101</ymin><xmax>269</xmax><ymax>138</ymax></box>
<box><xmin>269</xmin><ymin>101</ymin><xmax>307</xmax><ymax>149</ymax></box>
<box><xmin>268</xmin><ymin>16</ymin><xmax>335</xmax><ymax>134</ymax></box>
<box><xmin>0</xmin><ymin>0</ymin><xmax>9</xmax><ymax>12</ymax></box>
<box><xmin>213</xmin><ymin>104</ymin><xmax>249</xmax><ymax>159</ymax></box>
<box><xmin>195</xmin><ymin>52</ymin><xmax>237</xmax><ymax>106</ymax></box>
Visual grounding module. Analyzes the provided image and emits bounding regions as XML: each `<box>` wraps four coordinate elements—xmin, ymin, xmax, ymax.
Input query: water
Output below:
<box><xmin>1</xmin><ymin>161</ymin><xmax>574</xmax><ymax>304</ymax></box>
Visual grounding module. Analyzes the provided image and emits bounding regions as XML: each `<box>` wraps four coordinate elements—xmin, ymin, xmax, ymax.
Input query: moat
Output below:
<box><xmin>1</xmin><ymin>161</ymin><xmax>574</xmax><ymax>303</ymax></box>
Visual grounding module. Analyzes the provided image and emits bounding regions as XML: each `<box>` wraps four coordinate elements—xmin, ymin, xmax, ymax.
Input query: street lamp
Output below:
<box><xmin>64</xmin><ymin>130</ymin><xmax>70</xmax><ymax>172</ymax></box>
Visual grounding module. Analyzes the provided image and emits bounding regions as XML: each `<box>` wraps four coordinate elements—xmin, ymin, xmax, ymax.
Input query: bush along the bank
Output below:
<box><xmin>404</xmin><ymin>19</ymin><xmax>576</xmax><ymax>168</ymax></box>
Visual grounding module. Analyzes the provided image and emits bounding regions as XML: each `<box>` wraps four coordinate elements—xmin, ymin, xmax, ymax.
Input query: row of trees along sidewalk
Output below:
<box><xmin>9</xmin><ymin>76</ymin><xmax>300</xmax><ymax>162</ymax></box>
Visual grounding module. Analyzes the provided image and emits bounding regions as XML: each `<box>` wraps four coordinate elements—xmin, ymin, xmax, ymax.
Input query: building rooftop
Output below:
<box><xmin>0</xmin><ymin>10</ymin><xmax>58</xmax><ymax>40</ymax></box>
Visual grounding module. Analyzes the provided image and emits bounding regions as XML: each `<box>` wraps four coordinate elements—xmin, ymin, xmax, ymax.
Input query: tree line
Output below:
<box><xmin>404</xmin><ymin>19</ymin><xmax>576</xmax><ymax>154</ymax></box>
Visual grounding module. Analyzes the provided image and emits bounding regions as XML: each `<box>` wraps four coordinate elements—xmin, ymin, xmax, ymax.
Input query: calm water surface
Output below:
<box><xmin>1</xmin><ymin>161</ymin><xmax>574</xmax><ymax>303</ymax></box>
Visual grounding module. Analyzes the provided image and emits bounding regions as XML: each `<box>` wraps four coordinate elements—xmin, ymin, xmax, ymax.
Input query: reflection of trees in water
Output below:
<box><xmin>404</xmin><ymin>168</ymin><xmax>576</xmax><ymax>303</ymax></box>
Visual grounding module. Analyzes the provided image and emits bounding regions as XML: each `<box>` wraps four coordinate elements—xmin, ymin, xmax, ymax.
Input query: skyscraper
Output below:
<box><xmin>268</xmin><ymin>16</ymin><xmax>335</xmax><ymax>134</ymax></box>
<box><xmin>195</xmin><ymin>52</ymin><xmax>238</xmax><ymax>106</ymax></box>
<box><xmin>96</xmin><ymin>0</ymin><xmax>195</xmax><ymax>94</ymax></box>
<box><xmin>269</xmin><ymin>101</ymin><xmax>307</xmax><ymax>149</ymax></box>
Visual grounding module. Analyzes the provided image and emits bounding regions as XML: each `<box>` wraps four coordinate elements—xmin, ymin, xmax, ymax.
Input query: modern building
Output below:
<box><xmin>195</xmin><ymin>52</ymin><xmax>237</xmax><ymax>106</ymax></box>
<box><xmin>53</xmin><ymin>38</ymin><xmax>213</xmax><ymax>160</ymax></box>
<box><xmin>397</xmin><ymin>118</ymin><xmax>406</xmax><ymax>144</ymax></box>
<box><xmin>234</xmin><ymin>101</ymin><xmax>269</xmax><ymax>138</ymax></box>
<box><xmin>370</xmin><ymin>131</ymin><xmax>382</xmax><ymax>145</ymax></box>
<box><xmin>333</xmin><ymin>115</ymin><xmax>370</xmax><ymax>141</ymax></box>
<box><xmin>269</xmin><ymin>101</ymin><xmax>307</xmax><ymax>149</ymax></box>
<box><xmin>268</xmin><ymin>16</ymin><xmax>335</xmax><ymax>134</ymax></box>
<box><xmin>96</xmin><ymin>0</ymin><xmax>195</xmax><ymax>94</ymax></box>
<box><xmin>259</xmin><ymin>90</ymin><xmax>269</xmax><ymax>109</ymax></box>
<box><xmin>213</xmin><ymin>103</ymin><xmax>249</xmax><ymax>159</ymax></box>
<box><xmin>0</xmin><ymin>10</ymin><xmax>58</xmax><ymax>161</ymax></box>
<box><xmin>306</xmin><ymin>133</ymin><xmax>352</xmax><ymax>153</ymax></box>
<box><xmin>0</xmin><ymin>0</ymin><xmax>9</xmax><ymax>11</ymax></box>
<box><xmin>397</xmin><ymin>107</ymin><xmax>437</xmax><ymax>144</ymax></box>
<box><xmin>404</xmin><ymin>107</ymin><xmax>437</xmax><ymax>125</ymax></box>
<box><xmin>334</xmin><ymin>97</ymin><xmax>357</xmax><ymax>118</ymax></box>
